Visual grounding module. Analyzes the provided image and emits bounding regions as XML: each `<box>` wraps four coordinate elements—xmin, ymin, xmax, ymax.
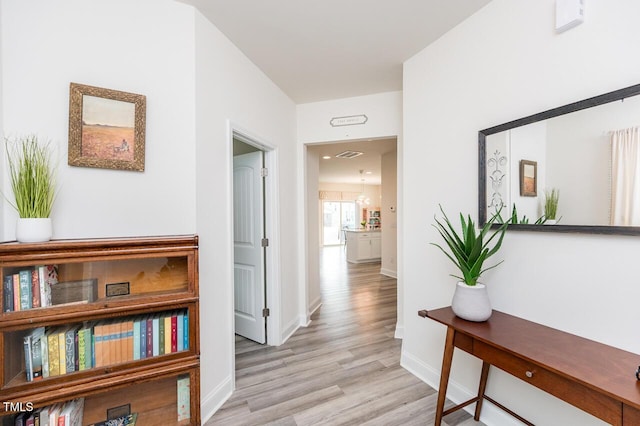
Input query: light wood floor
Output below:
<box><xmin>205</xmin><ymin>246</ymin><xmax>483</xmax><ymax>425</ymax></box>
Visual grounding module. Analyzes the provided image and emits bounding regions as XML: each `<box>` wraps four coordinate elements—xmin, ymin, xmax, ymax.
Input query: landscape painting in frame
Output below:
<box><xmin>68</xmin><ymin>83</ymin><xmax>146</xmax><ymax>171</ymax></box>
<box><xmin>519</xmin><ymin>159</ymin><xmax>537</xmax><ymax>197</ymax></box>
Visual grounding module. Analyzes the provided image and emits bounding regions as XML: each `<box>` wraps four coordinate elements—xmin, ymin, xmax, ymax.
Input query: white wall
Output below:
<box><xmin>0</xmin><ymin>0</ymin><xmax>196</xmax><ymax>241</ymax></box>
<box><xmin>306</xmin><ymin>148</ymin><xmax>321</xmax><ymax>317</ymax></box>
<box><xmin>402</xmin><ymin>1</ymin><xmax>640</xmax><ymax>425</ymax></box>
<box><xmin>381</xmin><ymin>150</ymin><xmax>397</xmax><ymax>278</ymax></box>
<box><xmin>192</xmin><ymin>7</ymin><xmax>298</xmax><ymax>420</ymax></box>
<box><xmin>1</xmin><ymin>1</ymin><xmax>299</xmax><ymax>423</ymax></box>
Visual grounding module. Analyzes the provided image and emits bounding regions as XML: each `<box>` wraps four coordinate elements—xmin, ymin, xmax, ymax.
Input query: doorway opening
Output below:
<box><xmin>230</xmin><ymin>124</ymin><xmax>282</xmax><ymax>351</ymax></box>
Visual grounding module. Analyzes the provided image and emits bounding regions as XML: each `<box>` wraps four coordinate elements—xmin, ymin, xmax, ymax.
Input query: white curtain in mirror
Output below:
<box><xmin>610</xmin><ymin>126</ymin><xmax>640</xmax><ymax>225</ymax></box>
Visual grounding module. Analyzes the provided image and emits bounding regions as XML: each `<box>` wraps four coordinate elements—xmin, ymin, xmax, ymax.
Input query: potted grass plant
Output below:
<box><xmin>431</xmin><ymin>205</ymin><xmax>509</xmax><ymax>321</ymax></box>
<box><xmin>544</xmin><ymin>188</ymin><xmax>560</xmax><ymax>224</ymax></box>
<box><xmin>4</xmin><ymin>135</ymin><xmax>57</xmax><ymax>242</ymax></box>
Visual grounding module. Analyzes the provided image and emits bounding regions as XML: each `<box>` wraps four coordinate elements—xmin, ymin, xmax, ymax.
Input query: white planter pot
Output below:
<box><xmin>451</xmin><ymin>281</ymin><xmax>492</xmax><ymax>322</ymax></box>
<box><xmin>545</xmin><ymin>219</ymin><xmax>557</xmax><ymax>225</ymax></box>
<box><xmin>16</xmin><ymin>218</ymin><xmax>52</xmax><ymax>243</ymax></box>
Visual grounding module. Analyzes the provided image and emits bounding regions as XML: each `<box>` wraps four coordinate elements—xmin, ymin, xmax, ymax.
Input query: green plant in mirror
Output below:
<box><xmin>544</xmin><ymin>188</ymin><xmax>560</xmax><ymax>221</ymax></box>
<box><xmin>4</xmin><ymin>135</ymin><xmax>57</xmax><ymax>218</ymax></box>
<box><xmin>432</xmin><ymin>205</ymin><xmax>509</xmax><ymax>286</ymax></box>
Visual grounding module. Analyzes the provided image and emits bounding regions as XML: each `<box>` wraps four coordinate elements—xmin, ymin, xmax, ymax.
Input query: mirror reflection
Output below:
<box><xmin>479</xmin><ymin>84</ymin><xmax>640</xmax><ymax>234</ymax></box>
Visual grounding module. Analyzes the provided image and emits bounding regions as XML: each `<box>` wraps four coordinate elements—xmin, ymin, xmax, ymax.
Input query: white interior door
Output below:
<box><xmin>233</xmin><ymin>151</ymin><xmax>266</xmax><ymax>344</ymax></box>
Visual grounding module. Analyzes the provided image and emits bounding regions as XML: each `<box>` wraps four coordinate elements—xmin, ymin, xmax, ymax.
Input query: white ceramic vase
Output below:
<box><xmin>16</xmin><ymin>218</ymin><xmax>52</xmax><ymax>243</ymax></box>
<box><xmin>451</xmin><ymin>281</ymin><xmax>492</xmax><ymax>322</ymax></box>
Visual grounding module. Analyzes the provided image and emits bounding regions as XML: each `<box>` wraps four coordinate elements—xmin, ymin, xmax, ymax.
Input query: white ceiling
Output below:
<box><xmin>180</xmin><ymin>0</ymin><xmax>491</xmax><ymax>183</ymax></box>
<box><xmin>180</xmin><ymin>0</ymin><xmax>491</xmax><ymax>104</ymax></box>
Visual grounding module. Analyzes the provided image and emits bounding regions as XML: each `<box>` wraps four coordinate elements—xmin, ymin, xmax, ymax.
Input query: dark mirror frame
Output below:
<box><xmin>479</xmin><ymin>83</ymin><xmax>640</xmax><ymax>236</ymax></box>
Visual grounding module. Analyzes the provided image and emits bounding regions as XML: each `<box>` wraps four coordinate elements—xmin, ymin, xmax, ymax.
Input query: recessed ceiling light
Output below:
<box><xmin>365</xmin><ymin>171</ymin><xmax>372</xmax><ymax>175</ymax></box>
<box><xmin>322</xmin><ymin>155</ymin><xmax>331</xmax><ymax>159</ymax></box>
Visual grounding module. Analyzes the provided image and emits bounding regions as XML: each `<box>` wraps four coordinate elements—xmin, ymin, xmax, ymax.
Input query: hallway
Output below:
<box><xmin>206</xmin><ymin>247</ymin><xmax>480</xmax><ymax>425</ymax></box>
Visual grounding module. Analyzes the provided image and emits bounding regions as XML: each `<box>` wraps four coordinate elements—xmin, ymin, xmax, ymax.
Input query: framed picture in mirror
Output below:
<box><xmin>519</xmin><ymin>160</ymin><xmax>537</xmax><ymax>197</ymax></box>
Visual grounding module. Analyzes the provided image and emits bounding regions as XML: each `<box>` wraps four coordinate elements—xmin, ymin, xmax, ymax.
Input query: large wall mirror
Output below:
<box><xmin>479</xmin><ymin>83</ymin><xmax>640</xmax><ymax>235</ymax></box>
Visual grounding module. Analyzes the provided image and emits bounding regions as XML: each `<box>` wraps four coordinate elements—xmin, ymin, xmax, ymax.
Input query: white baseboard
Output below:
<box><xmin>201</xmin><ymin>375</ymin><xmax>234</xmax><ymax>424</ymax></box>
<box><xmin>400</xmin><ymin>350</ymin><xmax>520</xmax><ymax>426</ymax></box>
<box><xmin>394</xmin><ymin>323</ymin><xmax>404</xmax><ymax>339</ymax></box>
<box><xmin>281</xmin><ymin>316</ymin><xmax>300</xmax><ymax>344</ymax></box>
<box><xmin>380</xmin><ymin>268</ymin><xmax>397</xmax><ymax>278</ymax></box>
<box><xmin>309</xmin><ymin>296</ymin><xmax>322</xmax><ymax>317</ymax></box>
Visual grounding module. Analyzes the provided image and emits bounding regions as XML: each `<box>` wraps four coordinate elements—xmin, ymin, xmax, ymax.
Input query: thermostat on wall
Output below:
<box><xmin>556</xmin><ymin>0</ymin><xmax>584</xmax><ymax>33</ymax></box>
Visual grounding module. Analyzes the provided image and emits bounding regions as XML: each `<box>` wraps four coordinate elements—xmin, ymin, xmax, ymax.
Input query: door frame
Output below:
<box><xmin>227</xmin><ymin>120</ymin><xmax>282</xmax><ymax>356</ymax></box>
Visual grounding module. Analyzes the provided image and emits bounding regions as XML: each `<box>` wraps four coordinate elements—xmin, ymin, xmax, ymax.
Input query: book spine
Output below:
<box><xmin>140</xmin><ymin>317</ymin><xmax>147</xmax><ymax>359</ymax></box>
<box><xmin>3</xmin><ymin>274</ymin><xmax>13</xmax><ymax>312</ymax></box>
<box><xmin>126</xmin><ymin>320</ymin><xmax>134</xmax><ymax>362</ymax></box>
<box><xmin>65</xmin><ymin>328</ymin><xmax>75</xmax><ymax>373</ymax></box>
<box><xmin>38</xmin><ymin>266</ymin><xmax>47</xmax><ymax>308</ymax></box>
<box><xmin>31</xmin><ymin>330</ymin><xmax>44</xmax><ymax>380</ymax></box>
<box><xmin>146</xmin><ymin>317</ymin><xmax>153</xmax><ymax>358</ymax></box>
<box><xmin>152</xmin><ymin>315</ymin><xmax>160</xmax><ymax>357</ymax></box>
<box><xmin>177</xmin><ymin>312</ymin><xmax>184</xmax><ymax>351</ymax></box>
<box><xmin>159</xmin><ymin>314</ymin><xmax>165</xmax><ymax>355</ymax></box>
<box><xmin>19</xmin><ymin>270</ymin><xmax>32</xmax><ymax>310</ymax></box>
<box><xmin>86</xmin><ymin>326</ymin><xmax>93</xmax><ymax>369</ymax></box>
<box><xmin>31</xmin><ymin>269</ymin><xmax>41</xmax><ymax>309</ymax></box>
<box><xmin>41</xmin><ymin>329</ymin><xmax>49</xmax><ymax>378</ymax></box>
<box><xmin>78</xmin><ymin>329</ymin><xmax>86</xmax><ymax>370</ymax></box>
<box><xmin>13</xmin><ymin>274</ymin><xmax>21</xmax><ymax>312</ymax></box>
<box><xmin>183</xmin><ymin>310</ymin><xmax>189</xmax><ymax>350</ymax></box>
<box><xmin>43</xmin><ymin>265</ymin><xmax>57</xmax><ymax>307</ymax></box>
<box><xmin>24</xmin><ymin>335</ymin><xmax>33</xmax><ymax>381</ymax></box>
<box><xmin>171</xmin><ymin>313</ymin><xmax>178</xmax><ymax>353</ymax></box>
<box><xmin>94</xmin><ymin>323</ymin><xmax>104</xmax><ymax>368</ymax></box>
<box><xmin>177</xmin><ymin>375</ymin><xmax>191</xmax><ymax>421</ymax></box>
<box><xmin>74</xmin><ymin>329</ymin><xmax>79</xmax><ymax>372</ymax></box>
<box><xmin>47</xmin><ymin>330</ymin><xmax>60</xmax><ymax>376</ymax></box>
<box><xmin>58</xmin><ymin>330</ymin><xmax>66</xmax><ymax>375</ymax></box>
<box><xmin>133</xmin><ymin>318</ymin><xmax>141</xmax><ymax>360</ymax></box>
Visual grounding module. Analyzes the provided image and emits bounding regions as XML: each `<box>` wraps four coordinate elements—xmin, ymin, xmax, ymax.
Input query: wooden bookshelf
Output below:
<box><xmin>0</xmin><ymin>235</ymin><xmax>200</xmax><ymax>425</ymax></box>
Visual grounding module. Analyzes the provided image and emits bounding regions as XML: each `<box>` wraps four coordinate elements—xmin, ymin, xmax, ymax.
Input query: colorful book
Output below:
<box><xmin>19</xmin><ymin>270</ymin><xmax>32</xmax><ymax>310</ymax></box>
<box><xmin>30</xmin><ymin>327</ymin><xmax>45</xmax><ymax>381</ymax></box>
<box><xmin>90</xmin><ymin>413</ymin><xmax>137</xmax><ymax>426</ymax></box>
<box><xmin>133</xmin><ymin>318</ymin><xmax>141</xmax><ymax>361</ymax></box>
<box><xmin>24</xmin><ymin>333</ymin><xmax>33</xmax><ymax>381</ymax></box>
<box><xmin>176</xmin><ymin>311</ymin><xmax>184</xmax><ymax>351</ymax></box>
<box><xmin>183</xmin><ymin>310</ymin><xmax>189</xmax><ymax>350</ymax></box>
<box><xmin>159</xmin><ymin>314</ymin><xmax>165</xmax><ymax>355</ymax></box>
<box><xmin>39</xmin><ymin>265</ymin><xmax>57</xmax><ymax>308</ymax></box>
<box><xmin>41</xmin><ymin>328</ymin><xmax>50</xmax><ymax>378</ymax></box>
<box><xmin>177</xmin><ymin>376</ymin><xmax>190</xmax><ymax>421</ymax></box>
<box><xmin>124</xmin><ymin>320</ymin><xmax>134</xmax><ymax>362</ymax></box>
<box><xmin>31</xmin><ymin>269</ymin><xmax>41</xmax><ymax>309</ymax></box>
<box><xmin>170</xmin><ymin>313</ymin><xmax>178</xmax><ymax>353</ymax></box>
<box><xmin>3</xmin><ymin>274</ymin><xmax>13</xmax><ymax>312</ymax></box>
<box><xmin>152</xmin><ymin>315</ymin><xmax>160</xmax><ymax>357</ymax></box>
<box><xmin>140</xmin><ymin>316</ymin><xmax>147</xmax><ymax>359</ymax></box>
<box><xmin>13</xmin><ymin>274</ymin><xmax>21</xmax><ymax>312</ymax></box>
<box><xmin>145</xmin><ymin>317</ymin><xmax>153</xmax><ymax>358</ymax></box>
<box><xmin>93</xmin><ymin>322</ymin><xmax>105</xmax><ymax>368</ymax></box>
<box><xmin>47</xmin><ymin>328</ymin><xmax>60</xmax><ymax>377</ymax></box>
<box><xmin>58</xmin><ymin>327</ymin><xmax>67</xmax><ymax>375</ymax></box>
<box><xmin>65</xmin><ymin>326</ymin><xmax>80</xmax><ymax>373</ymax></box>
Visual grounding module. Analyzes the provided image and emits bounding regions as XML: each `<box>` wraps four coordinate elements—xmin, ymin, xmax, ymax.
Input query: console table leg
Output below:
<box><xmin>474</xmin><ymin>361</ymin><xmax>491</xmax><ymax>421</ymax></box>
<box><xmin>435</xmin><ymin>327</ymin><xmax>456</xmax><ymax>425</ymax></box>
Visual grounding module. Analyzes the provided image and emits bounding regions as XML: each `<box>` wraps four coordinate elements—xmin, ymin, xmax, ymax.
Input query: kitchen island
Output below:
<box><xmin>345</xmin><ymin>229</ymin><xmax>381</xmax><ymax>263</ymax></box>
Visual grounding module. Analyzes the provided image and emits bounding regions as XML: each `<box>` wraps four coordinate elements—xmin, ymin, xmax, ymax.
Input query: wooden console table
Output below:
<box><xmin>419</xmin><ymin>307</ymin><xmax>640</xmax><ymax>425</ymax></box>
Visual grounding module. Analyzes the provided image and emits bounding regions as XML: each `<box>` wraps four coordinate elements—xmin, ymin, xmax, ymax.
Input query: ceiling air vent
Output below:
<box><xmin>335</xmin><ymin>150</ymin><xmax>363</xmax><ymax>159</ymax></box>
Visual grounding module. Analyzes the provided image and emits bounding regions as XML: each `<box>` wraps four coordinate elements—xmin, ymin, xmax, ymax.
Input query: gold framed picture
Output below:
<box><xmin>68</xmin><ymin>83</ymin><xmax>146</xmax><ymax>171</ymax></box>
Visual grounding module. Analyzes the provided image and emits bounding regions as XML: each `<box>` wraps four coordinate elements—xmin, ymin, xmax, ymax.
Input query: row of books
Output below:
<box><xmin>23</xmin><ymin>310</ymin><xmax>190</xmax><ymax>382</ymax></box>
<box><xmin>3</xmin><ymin>265</ymin><xmax>58</xmax><ymax>312</ymax></box>
<box><xmin>12</xmin><ymin>398</ymin><xmax>84</xmax><ymax>426</ymax></box>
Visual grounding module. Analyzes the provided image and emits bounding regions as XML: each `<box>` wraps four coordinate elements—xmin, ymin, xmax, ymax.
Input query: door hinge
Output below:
<box><xmin>262</xmin><ymin>308</ymin><xmax>270</xmax><ymax>317</ymax></box>
<box><xmin>261</xmin><ymin>167</ymin><xmax>268</xmax><ymax>177</ymax></box>
<box><xmin>261</xmin><ymin>238</ymin><xmax>269</xmax><ymax>247</ymax></box>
